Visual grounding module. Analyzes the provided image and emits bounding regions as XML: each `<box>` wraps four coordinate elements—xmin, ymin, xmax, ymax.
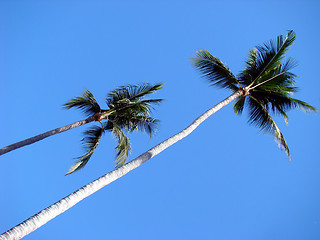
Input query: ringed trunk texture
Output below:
<box><xmin>0</xmin><ymin>116</ymin><xmax>96</xmax><ymax>156</ymax></box>
<box><xmin>0</xmin><ymin>90</ymin><xmax>243</xmax><ymax>240</ymax></box>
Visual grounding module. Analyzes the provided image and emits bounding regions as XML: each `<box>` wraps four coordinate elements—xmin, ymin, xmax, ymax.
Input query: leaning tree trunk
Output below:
<box><xmin>0</xmin><ymin>90</ymin><xmax>243</xmax><ymax>240</ymax></box>
<box><xmin>0</xmin><ymin>116</ymin><xmax>96</xmax><ymax>156</ymax></box>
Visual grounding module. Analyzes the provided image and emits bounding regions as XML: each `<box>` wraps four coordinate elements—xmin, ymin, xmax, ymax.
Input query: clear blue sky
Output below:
<box><xmin>1</xmin><ymin>1</ymin><xmax>319</xmax><ymax>239</ymax></box>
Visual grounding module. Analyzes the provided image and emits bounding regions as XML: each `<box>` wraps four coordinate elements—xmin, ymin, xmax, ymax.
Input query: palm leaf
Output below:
<box><xmin>106</xmin><ymin>84</ymin><xmax>164</xmax><ymax>122</ymax></box>
<box><xmin>233</xmin><ymin>96</ymin><xmax>246</xmax><ymax>115</ymax></box>
<box><xmin>127</xmin><ymin>83</ymin><xmax>164</xmax><ymax>101</ymax></box>
<box><xmin>129</xmin><ymin>116</ymin><xmax>159</xmax><ymax>136</ymax></box>
<box><xmin>247</xmin><ymin>95</ymin><xmax>290</xmax><ymax>158</ymax></box>
<box><xmin>247</xmin><ymin>30</ymin><xmax>296</xmax><ymax>87</ymax></box>
<box><xmin>193</xmin><ymin>50</ymin><xmax>239</xmax><ymax>90</ymax></box>
<box><xmin>65</xmin><ymin>126</ymin><xmax>103</xmax><ymax>175</ymax></box>
<box><xmin>106</xmin><ymin>83</ymin><xmax>164</xmax><ymax>107</ymax></box>
<box><xmin>250</xmin><ymin>90</ymin><xmax>290</xmax><ymax>123</ymax></box>
<box><xmin>64</xmin><ymin>89</ymin><xmax>101</xmax><ymax>116</ymax></box>
<box><xmin>250</xmin><ymin>58</ymin><xmax>316</xmax><ymax>116</ymax></box>
<box><xmin>112</xmin><ymin>124</ymin><xmax>131</xmax><ymax>167</ymax></box>
<box><xmin>114</xmin><ymin>99</ymin><xmax>163</xmax><ymax>116</ymax></box>
<box><xmin>116</xmin><ymin>115</ymin><xmax>160</xmax><ymax>136</ymax></box>
<box><xmin>253</xmin><ymin>57</ymin><xmax>298</xmax><ymax>91</ymax></box>
<box><xmin>238</xmin><ymin>48</ymin><xmax>258</xmax><ymax>86</ymax></box>
<box><xmin>286</xmin><ymin>97</ymin><xmax>317</xmax><ymax>112</ymax></box>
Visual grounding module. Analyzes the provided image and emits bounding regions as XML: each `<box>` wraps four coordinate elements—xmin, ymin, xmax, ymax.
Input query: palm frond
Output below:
<box><xmin>286</xmin><ymin>98</ymin><xmax>318</xmax><ymax>112</ymax></box>
<box><xmin>106</xmin><ymin>83</ymin><xmax>164</xmax><ymax>107</ymax></box>
<box><xmin>135</xmin><ymin>99</ymin><xmax>163</xmax><ymax>112</ymax></box>
<box><xmin>130</xmin><ymin>116</ymin><xmax>159</xmax><ymax>136</ymax></box>
<box><xmin>238</xmin><ymin>48</ymin><xmax>257</xmax><ymax>86</ymax></box>
<box><xmin>139</xmin><ymin>98</ymin><xmax>164</xmax><ymax>105</ymax></box>
<box><xmin>273</xmin><ymin>122</ymin><xmax>290</xmax><ymax>159</ymax></box>
<box><xmin>247</xmin><ymin>95</ymin><xmax>290</xmax><ymax>159</ymax></box>
<box><xmin>193</xmin><ymin>50</ymin><xmax>239</xmax><ymax>91</ymax></box>
<box><xmin>246</xmin><ymin>30</ymin><xmax>296</xmax><ymax>87</ymax></box>
<box><xmin>65</xmin><ymin>126</ymin><xmax>103</xmax><ymax>175</ymax></box>
<box><xmin>120</xmin><ymin>115</ymin><xmax>159</xmax><ymax>136</ymax></box>
<box><xmin>250</xmin><ymin>90</ymin><xmax>290</xmax><ymax>123</ymax></box>
<box><xmin>63</xmin><ymin>89</ymin><xmax>101</xmax><ymax>116</ymax></box>
<box><xmin>253</xmin><ymin>57</ymin><xmax>297</xmax><ymax>91</ymax></box>
<box><xmin>233</xmin><ymin>96</ymin><xmax>246</xmax><ymax>115</ymax></box>
<box><xmin>112</xmin><ymin>124</ymin><xmax>131</xmax><ymax>167</ymax></box>
<box><xmin>249</xmin><ymin>56</ymin><xmax>316</xmax><ymax>116</ymax></box>
<box><xmin>105</xmin><ymin>84</ymin><xmax>164</xmax><ymax>123</ymax></box>
<box><xmin>116</xmin><ymin>99</ymin><xmax>163</xmax><ymax>115</ymax></box>
<box><xmin>128</xmin><ymin>83</ymin><xmax>164</xmax><ymax>101</ymax></box>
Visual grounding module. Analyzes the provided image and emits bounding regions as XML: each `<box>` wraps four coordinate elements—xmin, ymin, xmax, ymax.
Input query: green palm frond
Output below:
<box><xmin>111</xmin><ymin>123</ymin><xmax>131</xmax><ymax>167</ymax></box>
<box><xmin>251</xmin><ymin>90</ymin><xmax>314</xmax><ymax>116</ymax></box>
<box><xmin>115</xmin><ymin>99</ymin><xmax>163</xmax><ymax>116</ymax></box>
<box><xmin>115</xmin><ymin>115</ymin><xmax>159</xmax><ymax>136</ymax></box>
<box><xmin>250</xmin><ymin>66</ymin><xmax>297</xmax><ymax>116</ymax></box>
<box><xmin>247</xmin><ymin>95</ymin><xmax>290</xmax><ymax>158</ymax></box>
<box><xmin>252</xmin><ymin>57</ymin><xmax>297</xmax><ymax>91</ymax></box>
<box><xmin>106</xmin><ymin>84</ymin><xmax>164</xmax><ymax>120</ymax></box>
<box><xmin>250</xmin><ymin>90</ymin><xmax>290</xmax><ymax>124</ymax></box>
<box><xmin>106</xmin><ymin>83</ymin><xmax>164</xmax><ymax>107</ymax></box>
<box><xmin>128</xmin><ymin>116</ymin><xmax>159</xmax><ymax>136</ymax></box>
<box><xmin>64</xmin><ymin>89</ymin><xmax>101</xmax><ymax>116</ymax></box>
<box><xmin>127</xmin><ymin>83</ymin><xmax>164</xmax><ymax>101</ymax></box>
<box><xmin>233</xmin><ymin>96</ymin><xmax>246</xmax><ymax>115</ymax></box>
<box><xmin>193</xmin><ymin>50</ymin><xmax>239</xmax><ymax>90</ymax></box>
<box><xmin>105</xmin><ymin>84</ymin><xmax>163</xmax><ymax>140</ymax></box>
<box><xmin>257</xmin><ymin>30</ymin><xmax>295</xmax><ymax>69</ymax></box>
<box><xmin>244</xmin><ymin>30</ymin><xmax>296</xmax><ymax>87</ymax></box>
<box><xmin>285</xmin><ymin>97</ymin><xmax>317</xmax><ymax>112</ymax></box>
<box><xmin>106</xmin><ymin>112</ymin><xmax>159</xmax><ymax>167</ymax></box>
<box><xmin>66</xmin><ymin>126</ymin><xmax>104</xmax><ymax>175</ymax></box>
<box><xmin>248</xmin><ymin>57</ymin><xmax>315</xmax><ymax>118</ymax></box>
<box><xmin>238</xmin><ymin>48</ymin><xmax>257</xmax><ymax>86</ymax></box>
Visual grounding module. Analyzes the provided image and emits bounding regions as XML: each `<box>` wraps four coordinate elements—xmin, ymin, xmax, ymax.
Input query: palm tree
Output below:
<box><xmin>0</xmin><ymin>31</ymin><xmax>316</xmax><ymax>240</ymax></box>
<box><xmin>193</xmin><ymin>30</ymin><xmax>316</xmax><ymax>159</ymax></box>
<box><xmin>64</xmin><ymin>83</ymin><xmax>163</xmax><ymax>174</ymax></box>
<box><xmin>0</xmin><ymin>83</ymin><xmax>164</xmax><ymax>174</ymax></box>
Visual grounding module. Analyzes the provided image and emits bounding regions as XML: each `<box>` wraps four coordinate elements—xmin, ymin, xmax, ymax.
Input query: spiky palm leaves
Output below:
<box><xmin>193</xmin><ymin>31</ymin><xmax>316</xmax><ymax>159</ymax></box>
<box><xmin>64</xmin><ymin>83</ymin><xmax>163</xmax><ymax>175</ymax></box>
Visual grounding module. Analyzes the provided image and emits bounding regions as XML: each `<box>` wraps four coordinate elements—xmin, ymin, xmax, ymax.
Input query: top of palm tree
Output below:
<box><xmin>105</xmin><ymin>83</ymin><xmax>163</xmax><ymax>134</ymax></box>
<box><xmin>106</xmin><ymin>83</ymin><xmax>163</xmax><ymax>105</ymax></box>
<box><xmin>64</xmin><ymin>83</ymin><xmax>164</xmax><ymax>175</ymax></box>
<box><xmin>63</xmin><ymin>89</ymin><xmax>101</xmax><ymax>116</ymax></box>
<box><xmin>193</xmin><ymin>31</ymin><xmax>317</xmax><ymax>160</ymax></box>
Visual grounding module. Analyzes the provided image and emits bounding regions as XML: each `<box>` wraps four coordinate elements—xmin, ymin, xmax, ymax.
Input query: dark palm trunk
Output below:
<box><xmin>0</xmin><ymin>116</ymin><xmax>96</xmax><ymax>156</ymax></box>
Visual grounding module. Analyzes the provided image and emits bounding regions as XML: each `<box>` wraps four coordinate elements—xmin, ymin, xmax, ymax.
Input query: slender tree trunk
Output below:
<box><xmin>0</xmin><ymin>116</ymin><xmax>96</xmax><ymax>156</ymax></box>
<box><xmin>0</xmin><ymin>90</ymin><xmax>243</xmax><ymax>240</ymax></box>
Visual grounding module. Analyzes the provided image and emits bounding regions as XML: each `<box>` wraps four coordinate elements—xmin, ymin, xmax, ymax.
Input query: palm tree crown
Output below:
<box><xmin>193</xmin><ymin>31</ymin><xmax>316</xmax><ymax>159</ymax></box>
<box><xmin>63</xmin><ymin>83</ymin><xmax>163</xmax><ymax>174</ymax></box>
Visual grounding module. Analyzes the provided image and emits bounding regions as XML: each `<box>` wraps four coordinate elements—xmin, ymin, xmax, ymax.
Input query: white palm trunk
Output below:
<box><xmin>0</xmin><ymin>116</ymin><xmax>96</xmax><ymax>156</ymax></box>
<box><xmin>0</xmin><ymin>90</ymin><xmax>243</xmax><ymax>240</ymax></box>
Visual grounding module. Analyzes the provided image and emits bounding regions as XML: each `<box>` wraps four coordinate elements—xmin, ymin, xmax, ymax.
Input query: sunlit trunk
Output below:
<box><xmin>0</xmin><ymin>116</ymin><xmax>96</xmax><ymax>156</ymax></box>
<box><xmin>0</xmin><ymin>90</ymin><xmax>243</xmax><ymax>240</ymax></box>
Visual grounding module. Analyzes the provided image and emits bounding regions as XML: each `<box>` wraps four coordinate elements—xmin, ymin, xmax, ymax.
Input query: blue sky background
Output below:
<box><xmin>1</xmin><ymin>1</ymin><xmax>319</xmax><ymax>239</ymax></box>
